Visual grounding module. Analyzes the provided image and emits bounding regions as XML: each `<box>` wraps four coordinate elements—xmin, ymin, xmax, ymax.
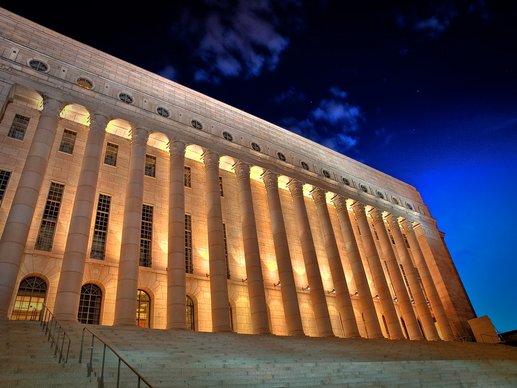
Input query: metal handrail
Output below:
<box><xmin>79</xmin><ymin>326</ymin><xmax>153</xmax><ymax>388</ymax></box>
<box><xmin>38</xmin><ymin>304</ymin><xmax>71</xmax><ymax>364</ymax></box>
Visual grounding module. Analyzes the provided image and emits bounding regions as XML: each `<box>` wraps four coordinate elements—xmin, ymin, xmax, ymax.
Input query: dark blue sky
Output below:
<box><xmin>4</xmin><ymin>1</ymin><xmax>516</xmax><ymax>332</ymax></box>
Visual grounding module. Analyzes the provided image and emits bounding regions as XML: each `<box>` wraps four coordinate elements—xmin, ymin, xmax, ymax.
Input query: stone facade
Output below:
<box><xmin>0</xmin><ymin>8</ymin><xmax>475</xmax><ymax>340</ymax></box>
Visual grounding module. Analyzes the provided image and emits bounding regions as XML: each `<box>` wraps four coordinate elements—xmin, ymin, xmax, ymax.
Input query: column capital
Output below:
<box><xmin>351</xmin><ymin>200</ymin><xmax>366</xmax><ymax>215</ymax></box>
<box><xmin>41</xmin><ymin>96</ymin><xmax>65</xmax><ymax>117</ymax></box>
<box><xmin>384</xmin><ymin>212</ymin><xmax>397</xmax><ymax>227</ymax></box>
<box><xmin>311</xmin><ymin>187</ymin><xmax>327</xmax><ymax>205</ymax></box>
<box><xmin>287</xmin><ymin>179</ymin><xmax>303</xmax><ymax>198</ymax></box>
<box><xmin>400</xmin><ymin>218</ymin><xmax>413</xmax><ymax>231</ymax></box>
<box><xmin>233</xmin><ymin>160</ymin><xmax>250</xmax><ymax>181</ymax></box>
<box><xmin>202</xmin><ymin>149</ymin><xmax>220</xmax><ymax>167</ymax></box>
<box><xmin>130</xmin><ymin>126</ymin><xmax>150</xmax><ymax>144</ymax></box>
<box><xmin>262</xmin><ymin>170</ymin><xmax>278</xmax><ymax>190</ymax></box>
<box><xmin>89</xmin><ymin>112</ymin><xmax>110</xmax><ymax>133</ymax></box>
<box><xmin>169</xmin><ymin>139</ymin><xmax>186</xmax><ymax>156</ymax></box>
<box><xmin>368</xmin><ymin>207</ymin><xmax>383</xmax><ymax>223</ymax></box>
<box><xmin>331</xmin><ymin>195</ymin><xmax>347</xmax><ymax>212</ymax></box>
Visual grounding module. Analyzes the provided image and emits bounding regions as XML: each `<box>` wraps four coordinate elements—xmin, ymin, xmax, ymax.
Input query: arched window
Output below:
<box><xmin>322</xmin><ymin>170</ymin><xmax>331</xmax><ymax>178</ymax></box>
<box><xmin>251</xmin><ymin>142</ymin><xmax>261</xmax><ymax>152</ymax></box>
<box><xmin>301</xmin><ymin>161</ymin><xmax>309</xmax><ymax>170</ymax></box>
<box><xmin>11</xmin><ymin>276</ymin><xmax>47</xmax><ymax>320</ymax></box>
<box><xmin>78</xmin><ymin>284</ymin><xmax>102</xmax><ymax>325</ymax></box>
<box><xmin>277</xmin><ymin>152</ymin><xmax>286</xmax><ymax>161</ymax></box>
<box><xmin>222</xmin><ymin>131</ymin><xmax>233</xmax><ymax>142</ymax></box>
<box><xmin>376</xmin><ymin>191</ymin><xmax>384</xmax><ymax>199</ymax></box>
<box><xmin>186</xmin><ymin>296</ymin><xmax>195</xmax><ymax>331</ymax></box>
<box><xmin>392</xmin><ymin>197</ymin><xmax>399</xmax><ymax>205</ymax></box>
<box><xmin>360</xmin><ymin>184</ymin><xmax>368</xmax><ymax>193</ymax></box>
<box><xmin>136</xmin><ymin>290</ymin><xmax>151</xmax><ymax>328</ymax></box>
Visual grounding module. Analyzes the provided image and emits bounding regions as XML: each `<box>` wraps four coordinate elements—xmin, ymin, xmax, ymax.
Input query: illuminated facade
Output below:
<box><xmin>0</xmin><ymin>8</ymin><xmax>475</xmax><ymax>340</ymax></box>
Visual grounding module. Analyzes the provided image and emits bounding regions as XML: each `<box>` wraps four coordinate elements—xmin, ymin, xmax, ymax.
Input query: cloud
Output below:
<box><xmin>158</xmin><ymin>65</ymin><xmax>178</xmax><ymax>81</ymax></box>
<box><xmin>396</xmin><ymin>1</ymin><xmax>488</xmax><ymax>38</ymax></box>
<box><xmin>274</xmin><ymin>86</ymin><xmax>306</xmax><ymax>103</ymax></box>
<box><xmin>283</xmin><ymin>86</ymin><xmax>362</xmax><ymax>152</ymax></box>
<box><xmin>175</xmin><ymin>0</ymin><xmax>300</xmax><ymax>83</ymax></box>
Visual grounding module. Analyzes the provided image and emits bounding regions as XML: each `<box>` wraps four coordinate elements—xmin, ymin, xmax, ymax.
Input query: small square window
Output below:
<box><xmin>145</xmin><ymin>155</ymin><xmax>156</xmax><ymax>177</ymax></box>
<box><xmin>8</xmin><ymin>114</ymin><xmax>30</xmax><ymax>140</ymax></box>
<box><xmin>0</xmin><ymin>170</ymin><xmax>12</xmax><ymax>204</ymax></box>
<box><xmin>59</xmin><ymin>129</ymin><xmax>77</xmax><ymax>154</ymax></box>
<box><xmin>219</xmin><ymin>176</ymin><xmax>224</xmax><ymax>197</ymax></box>
<box><xmin>104</xmin><ymin>143</ymin><xmax>118</xmax><ymax>166</ymax></box>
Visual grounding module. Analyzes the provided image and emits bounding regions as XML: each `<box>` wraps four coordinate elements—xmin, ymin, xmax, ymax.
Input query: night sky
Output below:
<box><xmin>3</xmin><ymin>1</ymin><xmax>516</xmax><ymax>332</ymax></box>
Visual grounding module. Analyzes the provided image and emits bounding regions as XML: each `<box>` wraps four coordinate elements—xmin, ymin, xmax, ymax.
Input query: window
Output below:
<box><xmin>219</xmin><ymin>176</ymin><xmax>224</xmax><ymax>197</ymax></box>
<box><xmin>223</xmin><ymin>223</ymin><xmax>230</xmax><ymax>279</ymax></box>
<box><xmin>140</xmin><ymin>204</ymin><xmax>153</xmax><ymax>267</ymax></box>
<box><xmin>156</xmin><ymin>106</ymin><xmax>170</xmax><ymax>118</ymax></box>
<box><xmin>322</xmin><ymin>170</ymin><xmax>331</xmax><ymax>178</ymax></box>
<box><xmin>184</xmin><ymin>166</ymin><xmax>192</xmax><ymax>188</ymax></box>
<box><xmin>145</xmin><ymin>155</ymin><xmax>156</xmax><ymax>177</ymax></box>
<box><xmin>28</xmin><ymin>59</ymin><xmax>48</xmax><ymax>72</ymax></box>
<box><xmin>35</xmin><ymin>182</ymin><xmax>65</xmax><ymax>251</ymax></box>
<box><xmin>11</xmin><ymin>276</ymin><xmax>47</xmax><ymax>321</ymax></box>
<box><xmin>301</xmin><ymin>161</ymin><xmax>309</xmax><ymax>170</ymax></box>
<box><xmin>386</xmin><ymin>227</ymin><xmax>395</xmax><ymax>244</ymax></box>
<box><xmin>0</xmin><ymin>170</ymin><xmax>12</xmax><ymax>204</ymax></box>
<box><xmin>59</xmin><ymin>129</ymin><xmax>77</xmax><ymax>154</ymax></box>
<box><xmin>277</xmin><ymin>152</ymin><xmax>286</xmax><ymax>161</ymax></box>
<box><xmin>251</xmin><ymin>142</ymin><xmax>261</xmax><ymax>152</ymax></box>
<box><xmin>136</xmin><ymin>290</ymin><xmax>151</xmax><ymax>328</ymax></box>
<box><xmin>90</xmin><ymin>194</ymin><xmax>111</xmax><ymax>259</ymax></box>
<box><xmin>191</xmin><ymin>119</ymin><xmax>203</xmax><ymax>129</ymax></box>
<box><xmin>76</xmin><ymin>77</ymin><xmax>93</xmax><ymax>90</ymax></box>
<box><xmin>222</xmin><ymin>131</ymin><xmax>233</xmax><ymax>142</ymax></box>
<box><xmin>186</xmin><ymin>296</ymin><xmax>195</xmax><ymax>331</ymax></box>
<box><xmin>399</xmin><ymin>264</ymin><xmax>414</xmax><ymax>301</ymax></box>
<box><xmin>406</xmin><ymin>203</ymin><xmax>413</xmax><ymax>210</ymax></box>
<box><xmin>8</xmin><ymin>114</ymin><xmax>30</xmax><ymax>140</ymax></box>
<box><xmin>77</xmin><ymin>284</ymin><xmax>102</xmax><ymax>324</ymax></box>
<box><xmin>342</xmin><ymin>177</ymin><xmax>350</xmax><ymax>186</ymax></box>
<box><xmin>376</xmin><ymin>191</ymin><xmax>384</xmax><ymax>200</ymax></box>
<box><xmin>185</xmin><ymin>214</ymin><xmax>193</xmax><ymax>274</ymax></box>
<box><xmin>392</xmin><ymin>197</ymin><xmax>400</xmax><ymax>205</ymax></box>
<box><xmin>360</xmin><ymin>184</ymin><xmax>368</xmax><ymax>193</ymax></box>
<box><xmin>104</xmin><ymin>143</ymin><xmax>118</xmax><ymax>166</ymax></box>
<box><xmin>118</xmin><ymin>92</ymin><xmax>133</xmax><ymax>104</ymax></box>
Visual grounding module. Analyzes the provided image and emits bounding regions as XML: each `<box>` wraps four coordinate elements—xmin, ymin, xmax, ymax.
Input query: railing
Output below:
<box><xmin>39</xmin><ymin>304</ymin><xmax>71</xmax><ymax>364</ymax></box>
<box><xmin>79</xmin><ymin>327</ymin><xmax>153</xmax><ymax>388</ymax></box>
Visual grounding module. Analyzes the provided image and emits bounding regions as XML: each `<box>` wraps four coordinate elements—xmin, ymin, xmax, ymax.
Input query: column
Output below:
<box><xmin>401</xmin><ymin>219</ymin><xmax>454</xmax><ymax>340</ymax></box>
<box><xmin>203</xmin><ymin>150</ymin><xmax>231</xmax><ymax>332</ymax></box>
<box><xmin>262</xmin><ymin>170</ymin><xmax>304</xmax><ymax>336</ymax></box>
<box><xmin>234</xmin><ymin>161</ymin><xmax>269</xmax><ymax>334</ymax></box>
<box><xmin>167</xmin><ymin>140</ymin><xmax>186</xmax><ymax>329</ymax></box>
<box><xmin>312</xmin><ymin>189</ymin><xmax>359</xmax><ymax>338</ymax></box>
<box><xmin>385</xmin><ymin>214</ymin><xmax>439</xmax><ymax>340</ymax></box>
<box><xmin>288</xmin><ymin>180</ymin><xmax>333</xmax><ymax>337</ymax></box>
<box><xmin>113</xmin><ymin>127</ymin><xmax>149</xmax><ymax>326</ymax></box>
<box><xmin>352</xmin><ymin>202</ymin><xmax>403</xmax><ymax>339</ymax></box>
<box><xmin>54</xmin><ymin>112</ymin><xmax>110</xmax><ymax>321</ymax></box>
<box><xmin>370</xmin><ymin>208</ymin><xmax>422</xmax><ymax>340</ymax></box>
<box><xmin>0</xmin><ymin>96</ymin><xmax>63</xmax><ymax>319</ymax></box>
<box><xmin>332</xmin><ymin>196</ymin><xmax>383</xmax><ymax>339</ymax></box>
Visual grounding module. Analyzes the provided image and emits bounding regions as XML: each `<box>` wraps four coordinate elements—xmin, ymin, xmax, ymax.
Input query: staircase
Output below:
<box><xmin>2</xmin><ymin>320</ymin><xmax>517</xmax><ymax>387</ymax></box>
<box><xmin>88</xmin><ymin>326</ymin><xmax>517</xmax><ymax>387</ymax></box>
<box><xmin>0</xmin><ymin>320</ymin><xmax>95</xmax><ymax>387</ymax></box>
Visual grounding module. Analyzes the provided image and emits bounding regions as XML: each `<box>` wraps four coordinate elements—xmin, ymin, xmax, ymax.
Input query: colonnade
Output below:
<box><xmin>0</xmin><ymin>95</ymin><xmax>455</xmax><ymax>341</ymax></box>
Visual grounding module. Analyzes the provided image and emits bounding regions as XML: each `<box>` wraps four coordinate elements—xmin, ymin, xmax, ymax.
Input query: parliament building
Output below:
<box><xmin>0</xmin><ymin>8</ymin><xmax>475</xmax><ymax>341</ymax></box>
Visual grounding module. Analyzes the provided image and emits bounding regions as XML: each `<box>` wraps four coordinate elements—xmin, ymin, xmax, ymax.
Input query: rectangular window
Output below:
<box><xmin>58</xmin><ymin>129</ymin><xmax>77</xmax><ymax>154</ymax></box>
<box><xmin>90</xmin><ymin>194</ymin><xmax>111</xmax><ymax>259</ymax></box>
<box><xmin>0</xmin><ymin>170</ymin><xmax>12</xmax><ymax>204</ymax></box>
<box><xmin>219</xmin><ymin>176</ymin><xmax>224</xmax><ymax>197</ymax></box>
<box><xmin>35</xmin><ymin>182</ymin><xmax>65</xmax><ymax>251</ymax></box>
<box><xmin>223</xmin><ymin>223</ymin><xmax>230</xmax><ymax>279</ymax></box>
<box><xmin>8</xmin><ymin>114</ymin><xmax>30</xmax><ymax>140</ymax></box>
<box><xmin>104</xmin><ymin>142</ymin><xmax>118</xmax><ymax>166</ymax></box>
<box><xmin>184</xmin><ymin>166</ymin><xmax>191</xmax><ymax>188</ymax></box>
<box><xmin>140</xmin><ymin>204</ymin><xmax>153</xmax><ymax>267</ymax></box>
<box><xmin>399</xmin><ymin>264</ymin><xmax>414</xmax><ymax>301</ymax></box>
<box><xmin>386</xmin><ymin>226</ymin><xmax>395</xmax><ymax>244</ymax></box>
<box><xmin>185</xmin><ymin>214</ymin><xmax>193</xmax><ymax>273</ymax></box>
<box><xmin>144</xmin><ymin>155</ymin><xmax>156</xmax><ymax>177</ymax></box>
